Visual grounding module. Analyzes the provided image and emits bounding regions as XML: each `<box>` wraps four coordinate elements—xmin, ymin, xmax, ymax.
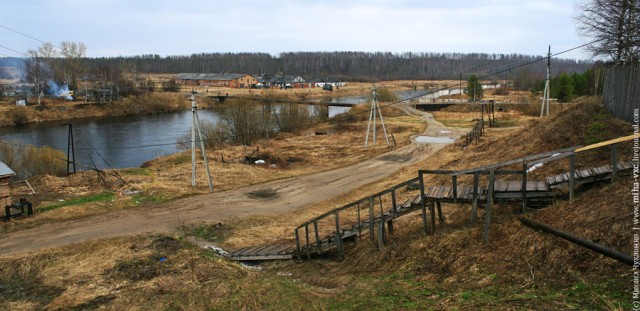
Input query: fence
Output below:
<box><xmin>603</xmin><ymin>64</ymin><xmax>639</xmax><ymax>123</ymax></box>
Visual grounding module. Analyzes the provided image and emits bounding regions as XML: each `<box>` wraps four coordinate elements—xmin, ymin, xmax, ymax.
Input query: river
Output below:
<box><xmin>0</xmin><ymin>105</ymin><xmax>351</xmax><ymax>169</ymax></box>
<box><xmin>0</xmin><ymin>89</ymin><xmax>427</xmax><ymax>169</ymax></box>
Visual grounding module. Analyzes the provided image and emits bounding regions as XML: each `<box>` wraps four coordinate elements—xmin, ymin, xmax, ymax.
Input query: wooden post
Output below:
<box><xmin>387</xmin><ymin>220</ymin><xmax>394</xmax><ymax>236</ymax></box>
<box><xmin>569</xmin><ymin>154</ymin><xmax>576</xmax><ymax>201</ymax></box>
<box><xmin>391</xmin><ymin>189</ymin><xmax>398</xmax><ymax>217</ymax></box>
<box><xmin>430</xmin><ymin>201</ymin><xmax>436</xmax><ymax>234</ymax></box>
<box><xmin>452</xmin><ymin>175</ymin><xmax>458</xmax><ymax>203</ymax></box>
<box><xmin>522</xmin><ymin>162</ymin><xmax>527</xmax><ymax>213</ymax></box>
<box><xmin>335</xmin><ymin>212</ymin><xmax>343</xmax><ymax>261</ymax></box>
<box><xmin>419</xmin><ymin>171</ymin><xmax>428</xmax><ymax>235</ymax></box>
<box><xmin>483</xmin><ymin>169</ymin><xmax>495</xmax><ymax>245</ymax></box>
<box><xmin>436</xmin><ymin>201</ymin><xmax>444</xmax><ymax>223</ymax></box>
<box><xmin>611</xmin><ymin>144</ymin><xmax>618</xmax><ymax>182</ymax></box>
<box><xmin>357</xmin><ymin>203</ymin><xmax>362</xmax><ymax>237</ymax></box>
<box><xmin>295</xmin><ymin>228</ymin><xmax>301</xmax><ymax>260</ymax></box>
<box><xmin>481</xmin><ymin>104</ymin><xmax>485</xmax><ymax>131</ymax></box>
<box><xmin>314</xmin><ymin>221</ymin><xmax>321</xmax><ymax>253</ymax></box>
<box><xmin>491</xmin><ymin>100</ymin><xmax>496</xmax><ymax>126</ymax></box>
<box><xmin>305</xmin><ymin>224</ymin><xmax>311</xmax><ymax>259</ymax></box>
<box><xmin>377</xmin><ymin>221</ymin><xmax>385</xmax><ymax>249</ymax></box>
<box><xmin>369</xmin><ymin>196</ymin><xmax>375</xmax><ymax>242</ymax></box>
<box><xmin>471</xmin><ymin>172</ymin><xmax>479</xmax><ymax>222</ymax></box>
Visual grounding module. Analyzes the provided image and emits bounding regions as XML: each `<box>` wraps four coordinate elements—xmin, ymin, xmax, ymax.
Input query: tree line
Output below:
<box><xmin>86</xmin><ymin>51</ymin><xmax>590</xmax><ymax>82</ymax></box>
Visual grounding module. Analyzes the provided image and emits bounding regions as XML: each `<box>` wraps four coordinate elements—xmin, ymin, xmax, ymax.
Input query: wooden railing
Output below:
<box><xmin>293</xmin><ymin>135</ymin><xmax>636</xmax><ymax>260</ymax></box>
<box><xmin>294</xmin><ymin>177</ymin><xmax>420</xmax><ymax>260</ymax></box>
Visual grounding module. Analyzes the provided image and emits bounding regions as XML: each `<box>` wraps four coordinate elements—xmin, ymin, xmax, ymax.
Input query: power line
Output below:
<box><xmin>0</xmin><ymin>24</ymin><xmax>48</xmax><ymax>45</ymax></box>
<box><xmin>0</xmin><ymin>39</ymin><xmax>601</xmax><ymax>152</ymax></box>
<box><xmin>0</xmin><ymin>44</ymin><xmax>28</xmax><ymax>57</ymax></box>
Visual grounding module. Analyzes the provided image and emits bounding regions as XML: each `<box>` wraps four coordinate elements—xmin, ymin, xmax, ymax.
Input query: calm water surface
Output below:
<box><xmin>0</xmin><ymin>105</ymin><xmax>351</xmax><ymax>169</ymax></box>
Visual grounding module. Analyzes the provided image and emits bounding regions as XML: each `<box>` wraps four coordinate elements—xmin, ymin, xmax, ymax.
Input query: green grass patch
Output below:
<box><xmin>189</xmin><ymin>222</ymin><xmax>230</xmax><ymax>242</ymax></box>
<box><xmin>495</xmin><ymin>118</ymin><xmax>521</xmax><ymax>127</ymax></box>
<box><xmin>38</xmin><ymin>192</ymin><xmax>115</xmax><ymax>213</ymax></box>
<box><xmin>120</xmin><ymin>168</ymin><xmax>152</xmax><ymax>176</ymax></box>
<box><xmin>438</xmin><ymin>119</ymin><xmax>476</xmax><ymax>128</ymax></box>
<box><xmin>166</xmin><ymin>154</ymin><xmax>191</xmax><ymax>165</ymax></box>
<box><xmin>131</xmin><ymin>193</ymin><xmax>167</xmax><ymax>205</ymax></box>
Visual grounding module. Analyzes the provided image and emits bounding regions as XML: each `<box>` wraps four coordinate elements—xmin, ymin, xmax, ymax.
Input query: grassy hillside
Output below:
<box><xmin>0</xmin><ymin>100</ymin><xmax>633</xmax><ymax>310</ymax></box>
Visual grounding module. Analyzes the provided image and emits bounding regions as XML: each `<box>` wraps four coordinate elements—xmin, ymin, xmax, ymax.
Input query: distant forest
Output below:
<box><xmin>1</xmin><ymin>51</ymin><xmax>591</xmax><ymax>87</ymax></box>
<box><xmin>88</xmin><ymin>52</ymin><xmax>591</xmax><ymax>81</ymax></box>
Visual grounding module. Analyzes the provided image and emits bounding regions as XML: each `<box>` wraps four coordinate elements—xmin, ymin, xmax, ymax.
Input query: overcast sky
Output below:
<box><xmin>1</xmin><ymin>0</ymin><xmax>591</xmax><ymax>59</ymax></box>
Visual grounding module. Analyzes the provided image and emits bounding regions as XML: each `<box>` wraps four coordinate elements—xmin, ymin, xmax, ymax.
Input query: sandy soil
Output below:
<box><xmin>0</xmin><ymin>105</ymin><xmax>463</xmax><ymax>256</ymax></box>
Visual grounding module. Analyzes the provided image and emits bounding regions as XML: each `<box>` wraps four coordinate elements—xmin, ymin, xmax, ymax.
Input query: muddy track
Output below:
<box><xmin>0</xmin><ymin>106</ymin><xmax>463</xmax><ymax>256</ymax></box>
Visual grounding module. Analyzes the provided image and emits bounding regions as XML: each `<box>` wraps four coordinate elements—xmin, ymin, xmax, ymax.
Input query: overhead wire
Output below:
<box><xmin>0</xmin><ymin>39</ymin><xmax>602</xmax><ymax>152</ymax></box>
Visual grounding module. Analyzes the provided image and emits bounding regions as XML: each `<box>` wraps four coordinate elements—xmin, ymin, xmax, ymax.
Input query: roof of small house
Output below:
<box><xmin>0</xmin><ymin>161</ymin><xmax>15</xmax><ymax>177</ymax></box>
<box><xmin>176</xmin><ymin>73</ymin><xmax>252</xmax><ymax>81</ymax></box>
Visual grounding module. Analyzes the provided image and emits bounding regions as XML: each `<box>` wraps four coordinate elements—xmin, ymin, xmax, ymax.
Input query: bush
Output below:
<box><xmin>374</xmin><ymin>87</ymin><xmax>398</xmax><ymax>102</ymax></box>
<box><xmin>0</xmin><ymin>143</ymin><xmax>66</xmax><ymax>179</ymax></box>
<box><xmin>273</xmin><ymin>103</ymin><xmax>313</xmax><ymax>133</ymax></box>
<box><xmin>7</xmin><ymin>108</ymin><xmax>30</xmax><ymax>125</ymax></box>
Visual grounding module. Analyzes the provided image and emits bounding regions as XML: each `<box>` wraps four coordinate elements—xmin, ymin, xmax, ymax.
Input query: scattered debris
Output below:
<box><xmin>122</xmin><ymin>189</ymin><xmax>141</xmax><ymax>196</ymax></box>
<box><xmin>239</xmin><ymin>262</ymin><xmax>263</xmax><ymax>271</ymax></box>
<box><xmin>204</xmin><ymin>245</ymin><xmax>229</xmax><ymax>257</ymax></box>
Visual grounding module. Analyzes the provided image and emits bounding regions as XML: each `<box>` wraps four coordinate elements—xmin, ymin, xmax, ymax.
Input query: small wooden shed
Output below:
<box><xmin>0</xmin><ymin>161</ymin><xmax>16</xmax><ymax>206</ymax></box>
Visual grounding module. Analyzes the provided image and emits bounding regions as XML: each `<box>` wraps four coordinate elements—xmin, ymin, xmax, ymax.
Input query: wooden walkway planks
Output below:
<box><xmin>228</xmin><ymin>245</ymin><xmax>294</xmax><ymax>261</ymax></box>
<box><xmin>235</xmin><ymin>160</ymin><xmax>631</xmax><ymax>262</ymax></box>
<box><xmin>547</xmin><ymin>161</ymin><xmax>634</xmax><ymax>187</ymax></box>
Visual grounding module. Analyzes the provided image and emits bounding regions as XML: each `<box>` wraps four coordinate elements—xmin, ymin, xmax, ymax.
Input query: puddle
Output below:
<box><xmin>415</xmin><ymin>136</ymin><xmax>454</xmax><ymax>144</ymax></box>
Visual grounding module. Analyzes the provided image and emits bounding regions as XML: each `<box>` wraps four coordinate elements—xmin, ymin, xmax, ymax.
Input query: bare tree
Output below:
<box><xmin>25</xmin><ymin>49</ymin><xmax>51</xmax><ymax>105</ymax></box>
<box><xmin>60</xmin><ymin>41</ymin><xmax>87</xmax><ymax>90</ymax></box>
<box><xmin>576</xmin><ymin>0</ymin><xmax>640</xmax><ymax>64</ymax></box>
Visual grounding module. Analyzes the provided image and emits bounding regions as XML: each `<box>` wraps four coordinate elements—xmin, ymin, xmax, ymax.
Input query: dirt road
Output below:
<box><xmin>0</xmin><ymin>107</ymin><xmax>462</xmax><ymax>256</ymax></box>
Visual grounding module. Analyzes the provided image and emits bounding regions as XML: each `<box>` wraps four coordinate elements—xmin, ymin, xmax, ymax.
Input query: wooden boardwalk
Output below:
<box><xmin>227</xmin><ymin>245</ymin><xmax>294</xmax><ymax>261</ymax></box>
<box><xmin>546</xmin><ymin>161</ymin><xmax>634</xmax><ymax>188</ymax></box>
<box><xmin>226</xmin><ymin>136</ymin><xmax>636</xmax><ymax>261</ymax></box>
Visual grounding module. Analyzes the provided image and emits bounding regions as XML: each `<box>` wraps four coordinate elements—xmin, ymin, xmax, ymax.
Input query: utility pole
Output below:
<box><xmin>459</xmin><ymin>72</ymin><xmax>462</xmax><ymax>102</ymax></box>
<box><xmin>66</xmin><ymin>124</ymin><xmax>76</xmax><ymax>176</ymax></box>
<box><xmin>190</xmin><ymin>90</ymin><xmax>214</xmax><ymax>192</ymax></box>
<box><xmin>540</xmin><ymin>45</ymin><xmax>551</xmax><ymax>117</ymax></box>
<box><xmin>364</xmin><ymin>85</ymin><xmax>390</xmax><ymax>148</ymax></box>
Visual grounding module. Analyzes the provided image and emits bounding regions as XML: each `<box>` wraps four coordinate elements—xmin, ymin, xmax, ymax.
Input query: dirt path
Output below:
<box><xmin>0</xmin><ymin>106</ymin><xmax>463</xmax><ymax>256</ymax></box>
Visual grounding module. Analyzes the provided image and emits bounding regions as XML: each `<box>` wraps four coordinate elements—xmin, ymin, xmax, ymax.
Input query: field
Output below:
<box><xmin>0</xmin><ymin>95</ymin><xmax>633</xmax><ymax>309</ymax></box>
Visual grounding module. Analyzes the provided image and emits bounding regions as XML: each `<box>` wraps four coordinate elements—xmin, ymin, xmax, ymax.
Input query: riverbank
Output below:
<box><xmin>0</xmin><ymin>101</ymin><xmax>630</xmax><ymax>310</ymax></box>
<box><xmin>1</xmin><ymin>104</ymin><xmax>429</xmax><ymax>233</ymax></box>
<box><xmin>0</xmin><ymin>93</ymin><xmax>193</xmax><ymax>127</ymax></box>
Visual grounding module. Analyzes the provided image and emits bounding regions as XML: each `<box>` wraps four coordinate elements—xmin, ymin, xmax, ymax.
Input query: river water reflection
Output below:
<box><xmin>0</xmin><ymin>105</ymin><xmax>351</xmax><ymax>169</ymax></box>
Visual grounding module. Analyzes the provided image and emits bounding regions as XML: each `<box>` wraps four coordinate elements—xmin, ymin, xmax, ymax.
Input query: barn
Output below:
<box><xmin>176</xmin><ymin>73</ymin><xmax>258</xmax><ymax>88</ymax></box>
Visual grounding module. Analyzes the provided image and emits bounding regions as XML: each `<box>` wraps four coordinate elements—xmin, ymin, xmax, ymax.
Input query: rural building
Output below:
<box><xmin>0</xmin><ymin>161</ymin><xmax>16</xmax><ymax>206</ymax></box>
<box><xmin>175</xmin><ymin>73</ymin><xmax>258</xmax><ymax>88</ymax></box>
<box><xmin>314</xmin><ymin>78</ymin><xmax>346</xmax><ymax>88</ymax></box>
<box><xmin>268</xmin><ymin>75</ymin><xmax>314</xmax><ymax>88</ymax></box>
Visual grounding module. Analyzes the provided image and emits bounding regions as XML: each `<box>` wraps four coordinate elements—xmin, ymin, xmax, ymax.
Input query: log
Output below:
<box><xmin>519</xmin><ymin>217</ymin><xmax>633</xmax><ymax>266</ymax></box>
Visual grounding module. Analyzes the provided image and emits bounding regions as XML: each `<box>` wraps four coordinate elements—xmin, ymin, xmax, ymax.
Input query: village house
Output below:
<box><xmin>0</xmin><ymin>161</ymin><xmax>16</xmax><ymax>206</ymax></box>
<box><xmin>175</xmin><ymin>73</ymin><xmax>258</xmax><ymax>88</ymax></box>
<box><xmin>314</xmin><ymin>78</ymin><xmax>347</xmax><ymax>88</ymax></box>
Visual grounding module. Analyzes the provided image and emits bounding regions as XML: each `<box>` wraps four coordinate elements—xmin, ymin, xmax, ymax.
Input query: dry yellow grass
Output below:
<box><xmin>1</xmin><ymin>109</ymin><xmax>425</xmax><ymax>234</ymax></box>
<box><xmin>0</xmin><ymin>99</ymin><xmax>631</xmax><ymax>310</ymax></box>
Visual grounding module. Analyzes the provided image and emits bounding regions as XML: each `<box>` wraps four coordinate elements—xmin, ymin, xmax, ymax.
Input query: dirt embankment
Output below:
<box><xmin>0</xmin><ymin>104</ymin><xmax>461</xmax><ymax>255</ymax></box>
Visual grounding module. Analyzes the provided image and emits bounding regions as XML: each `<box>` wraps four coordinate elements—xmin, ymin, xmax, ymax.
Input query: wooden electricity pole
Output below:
<box><xmin>190</xmin><ymin>91</ymin><xmax>214</xmax><ymax>192</ymax></box>
<box><xmin>364</xmin><ymin>85</ymin><xmax>390</xmax><ymax>148</ymax></box>
<box><xmin>540</xmin><ymin>46</ymin><xmax>551</xmax><ymax>117</ymax></box>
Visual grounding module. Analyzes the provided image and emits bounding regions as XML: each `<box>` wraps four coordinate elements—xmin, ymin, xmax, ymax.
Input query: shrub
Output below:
<box><xmin>8</xmin><ymin>108</ymin><xmax>30</xmax><ymax>125</ymax></box>
<box><xmin>0</xmin><ymin>142</ymin><xmax>66</xmax><ymax>179</ymax></box>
